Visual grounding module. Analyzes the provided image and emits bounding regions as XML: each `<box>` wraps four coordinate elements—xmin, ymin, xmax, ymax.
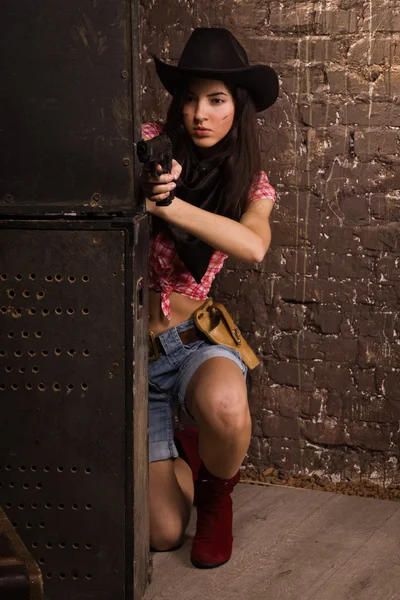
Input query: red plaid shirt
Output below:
<box><xmin>143</xmin><ymin>123</ymin><xmax>276</xmax><ymax>319</ymax></box>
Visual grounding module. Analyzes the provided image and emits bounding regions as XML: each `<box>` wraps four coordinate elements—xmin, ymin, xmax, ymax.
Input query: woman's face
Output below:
<box><xmin>182</xmin><ymin>78</ymin><xmax>235</xmax><ymax>148</ymax></box>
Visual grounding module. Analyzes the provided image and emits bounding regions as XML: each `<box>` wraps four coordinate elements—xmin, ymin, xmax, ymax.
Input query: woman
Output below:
<box><xmin>141</xmin><ymin>27</ymin><xmax>278</xmax><ymax>569</ymax></box>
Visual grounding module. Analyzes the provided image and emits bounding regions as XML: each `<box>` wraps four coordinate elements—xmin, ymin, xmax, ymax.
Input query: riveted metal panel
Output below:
<box><xmin>0</xmin><ymin>0</ymin><xmax>142</xmax><ymax>216</ymax></box>
<box><xmin>0</xmin><ymin>219</ymin><xmax>149</xmax><ymax>599</ymax></box>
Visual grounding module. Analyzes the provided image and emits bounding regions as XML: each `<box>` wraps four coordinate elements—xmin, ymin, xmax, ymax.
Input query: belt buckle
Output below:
<box><xmin>148</xmin><ymin>331</ymin><xmax>160</xmax><ymax>362</ymax></box>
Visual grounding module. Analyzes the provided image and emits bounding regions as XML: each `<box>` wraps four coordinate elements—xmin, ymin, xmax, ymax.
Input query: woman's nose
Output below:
<box><xmin>194</xmin><ymin>101</ymin><xmax>208</xmax><ymax>122</ymax></box>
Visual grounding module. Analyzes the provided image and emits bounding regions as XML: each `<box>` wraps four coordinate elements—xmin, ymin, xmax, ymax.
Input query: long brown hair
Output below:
<box><xmin>163</xmin><ymin>82</ymin><xmax>261</xmax><ymax>221</ymax></box>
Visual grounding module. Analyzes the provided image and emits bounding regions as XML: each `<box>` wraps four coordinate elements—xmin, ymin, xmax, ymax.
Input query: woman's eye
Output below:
<box><xmin>185</xmin><ymin>96</ymin><xmax>195</xmax><ymax>103</ymax></box>
<box><xmin>211</xmin><ymin>98</ymin><xmax>224</xmax><ymax>104</ymax></box>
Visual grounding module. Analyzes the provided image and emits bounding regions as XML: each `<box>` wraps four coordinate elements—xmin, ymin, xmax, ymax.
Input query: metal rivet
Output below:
<box><xmin>121</xmin><ymin>70</ymin><xmax>129</xmax><ymax>79</ymax></box>
<box><xmin>122</xmin><ymin>158</ymin><xmax>131</xmax><ymax>167</ymax></box>
<box><xmin>92</xmin><ymin>193</ymin><xmax>101</xmax><ymax>202</ymax></box>
<box><xmin>4</xmin><ymin>195</ymin><xmax>13</xmax><ymax>203</ymax></box>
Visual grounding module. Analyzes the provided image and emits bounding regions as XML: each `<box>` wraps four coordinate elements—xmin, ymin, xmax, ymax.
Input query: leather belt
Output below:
<box><xmin>148</xmin><ymin>327</ymin><xmax>204</xmax><ymax>361</ymax></box>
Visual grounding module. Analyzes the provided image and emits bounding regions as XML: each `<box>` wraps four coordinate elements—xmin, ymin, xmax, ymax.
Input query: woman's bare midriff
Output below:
<box><xmin>149</xmin><ymin>290</ymin><xmax>207</xmax><ymax>336</ymax></box>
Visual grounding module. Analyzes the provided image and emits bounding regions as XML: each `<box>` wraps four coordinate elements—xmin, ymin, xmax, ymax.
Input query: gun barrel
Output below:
<box><xmin>136</xmin><ymin>134</ymin><xmax>172</xmax><ymax>164</ymax></box>
<box><xmin>136</xmin><ymin>140</ymin><xmax>149</xmax><ymax>162</ymax></box>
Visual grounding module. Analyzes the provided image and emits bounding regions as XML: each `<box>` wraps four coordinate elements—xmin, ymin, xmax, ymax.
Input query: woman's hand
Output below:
<box><xmin>141</xmin><ymin>159</ymin><xmax>182</xmax><ymax>211</ymax></box>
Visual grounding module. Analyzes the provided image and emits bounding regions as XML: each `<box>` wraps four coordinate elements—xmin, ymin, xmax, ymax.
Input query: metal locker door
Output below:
<box><xmin>0</xmin><ymin>0</ymin><xmax>142</xmax><ymax>216</ymax></box>
<box><xmin>0</xmin><ymin>215</ymin><xmax>149</xmax><ymax>599</ymax></box>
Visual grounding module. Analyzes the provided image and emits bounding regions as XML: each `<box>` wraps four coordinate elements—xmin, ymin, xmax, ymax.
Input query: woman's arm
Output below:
<box><xmin>147</xmin><ymin>195</ymin><xmax>274</xmax><ymax>264</ymax></box>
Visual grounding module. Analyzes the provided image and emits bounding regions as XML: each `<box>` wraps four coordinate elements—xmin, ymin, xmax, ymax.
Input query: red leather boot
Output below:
<box><xmin>191</xmin><ymin>463</ymin><xmax>240</xmax><ymax>569</ymax></box>
<box><xmin>174</xmin><ymin>427</ymin><xmax>202</xmax><ymax>482</ymax></box>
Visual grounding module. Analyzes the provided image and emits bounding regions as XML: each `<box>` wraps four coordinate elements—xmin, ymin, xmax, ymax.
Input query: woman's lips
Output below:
<box><xmin>193</xmin><ymin>129</ymin><xmax>211</xmax><ymax>137</ymax></box>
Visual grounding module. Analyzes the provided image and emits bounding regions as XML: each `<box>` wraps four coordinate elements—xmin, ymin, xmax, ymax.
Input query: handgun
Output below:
<box><xmin>136</xmin><ymin>133</ymin><xmax>175</xmax><ymax>207</ymax></box>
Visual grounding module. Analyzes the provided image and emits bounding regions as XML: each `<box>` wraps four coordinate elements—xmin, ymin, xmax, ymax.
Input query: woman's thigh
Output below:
<box><xmin>174</xmin><ymin>343</ymin><xmax>248</xmax><ymax>422</ymax></box>
<box><xmin>184</xmin><ymin>355</ymin><xmax>249</xmax><ymax>429</ymax></box>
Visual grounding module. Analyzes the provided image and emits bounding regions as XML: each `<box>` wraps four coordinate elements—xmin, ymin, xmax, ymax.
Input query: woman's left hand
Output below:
<box><xmin>145</xmin><ymin>159</ymin><xmax>182</xmax><ymax>214</ymax></box>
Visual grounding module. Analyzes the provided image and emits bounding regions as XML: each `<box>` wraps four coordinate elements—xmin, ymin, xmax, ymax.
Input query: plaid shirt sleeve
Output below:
<box><xmin>142</xmin><ymin>122</ymin><xmax>163</xmax><ymax>140</ymax></box>
<box><xmin>249</xmin><ymin>171</ymin><xmax>276</xmax><ymax>204</ymax></box>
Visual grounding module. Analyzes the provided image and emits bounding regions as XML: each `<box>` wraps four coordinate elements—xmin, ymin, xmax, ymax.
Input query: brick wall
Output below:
<box><xmin>140</xmin><ymin>0</ymin><xmax>400</xmax><ymax>484</ymax></box>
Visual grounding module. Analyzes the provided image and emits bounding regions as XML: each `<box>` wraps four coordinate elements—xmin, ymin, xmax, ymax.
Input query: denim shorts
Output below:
<box><xmin>148</xmin><ymin>318</ymin><xmax>248</xmax><ymax>463</ymax></box>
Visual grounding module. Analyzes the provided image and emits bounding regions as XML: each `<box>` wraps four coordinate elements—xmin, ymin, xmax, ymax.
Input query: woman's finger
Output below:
<box><xmin>141</xmin><ymin>172</ymin><xmax>174</xmax><ymax>185</ymax></box>
<box><xmin>171</xmin><ymin>159</ymin><xmax>183</xmax><ymax>180</ymax></box>
<box><xmin>147</xmin><ymin>192</ymin><xmax>171</xmax><ymax>203</ymax></box>
<box><xmin>147</xmin><ymin>172</ymin><xmax>175</xmax><ymax>185</ymax></box>
<box><xmin>142</xmin><ymin>182</ymin><xmax>176</xmax><ymax>196</ymax></box>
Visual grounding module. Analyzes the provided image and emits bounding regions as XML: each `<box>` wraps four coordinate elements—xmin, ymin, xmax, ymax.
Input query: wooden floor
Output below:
<box><xmin>145</xmin><ymin>483</ymin><xmax>400</xmax><ymax>600</ymax></box>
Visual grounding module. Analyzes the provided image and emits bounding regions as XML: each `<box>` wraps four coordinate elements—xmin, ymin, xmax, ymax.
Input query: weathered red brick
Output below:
<box><xmin>338</xmin><ymin>194</ymin><xmax>369</xmax><ymax>222</ymax></box>
<box><xmin>363</xmin><ymin>9</ymin><xmax>400</xmax><ymax>32</ymax></box>
<box><xmin>275</xmin><ymin>303</ymin><xmax>305</xmax><ymax>331</ymax></box>
<box><xmin>309</xmin><ymin>307</ymin><xmax>342</xmax><ymax>335</ymax></box>
<box><xmin>274</xmin><ymin>330</ymin><xmax>322</xmax><ymax>361</ymax></box>
<box><xmin>307</xmin><ymin>126</ymin><xmax>351</xmax><ymax>166</ymax></box>
<box><xmin>280</xmin><ymin>63</ymin><xmax>326</xmax><ymax>96</ymax></box>
<box><xmin>274</xmin><ymin>193</ymin><xmax>322</xmax><ymax>224</ymax></box>
<box><xmin>262</xmin><ymin>414</ymin><xmax>300</xmax><ymax>439</ymax></box>
<box><xmin>358</xmin><ymin>338</ymin><xmax>400</xmax><ymax>369</ymax></box>
<box><xmin>300</xmin><ymin>390</ymin><xmax>325</xmax><ymax>417</ymax></box>
<box><xmin>342</xmin><ymin>102</ymin><xmax>400</xmax><ymax>127</ymax></box>
<box><xmin>268</xmin><ymin>359</ymin><xmax>314</xmax><ymax>390</ymax></box>
<box><xmin>346</xmin><ymin>422</ymin><xmax>392</xmax><ymax>452</ymax></box>
<box><xmin>314</xmin><ymin>363</ymin><xmax>355</xmax><ymax>393</ymax></box>
<box><xmin>385</xmin><ymin>67</ymin><xmax>400</xmax><ymax>96</ymax></box>
<box><xmin>319</xmin><ymin>338</ymin><xmax>358</xmax><ymax>363</ymax></box>
<box><xmin>301</xmin><ymin>102</ymin><xmax>341</xmax><ymax>127</ymax></box>
<box><xmin>270</xmin><ymin>438</ymin><xmax>302</xmax><ymax>470</ymax></box>
<box><xmin>298</xmin><ymin>37</ymin><xmax>343</xmax><ymax>63</ymax></box>
<box><xmin>379</xmin><ymin>257</ymin><xmax>400</xmax><ymax>282</ymax></box>
<box><xmin>284</xmin><ymin>249</ymin><xmax>319</xmax><ymax>277</ymax></box>
<box><xmin>326</xmin><ymin>393</ymin><xmax>343</xmax><ymax>418</ymax></box>
<box><xmin>315</xmin><ymin>8</ymin><xmax>358</xmax><ymax>34</ymax></box>
<box><xmin>359</xmin><ymin>223</ymin><xmax>400</xmax><ymax>251</ymax></box>
<box><xmin>348</xmin><ymin>36</ymin><xmax>400</xmax><ymax>65</ymax></box>
<box><xmin>354</xmin><ymin>369</ymin><xmax>376</xmax><ymax>394</ymax></box>
<box><xmin>354</xmin><ymin>129</ymin><xmax>399</xmax><ymax>161</ymax></box>
<box><xmin>319</xmin><ymin>252</ymin><xmax>374</xmax><ymax>279</ymax></box>
<box><xmin>217</xmin><ymin>271</ymin><xmax>241</xmax><ymax>297</ymax></box>
<box><xmin>269</xmin><ymin>5</ymin><xmax>314</xmax><ymax>32</ymax></box>
<box><xmin>247</xmin><ymin>435</ymin><xmax>271</xmax><ymax>465</ymax></box>
<box><xmin>301</xmin><ymin>419</ymin><xmax>346</xmax><ymax>446</ymax></box>
<box><xmin>369</xmin><ymin>193</ymin><xmax>400</xmax><ymax>221</ymax></box>
<box><xmin>353</xmin><ymin>310</ymin><xmax>396</xmax><ymax>339</ymax></box>
<box><xmin>244</xmin><ymin>36</ymin><xmax>299</xmax><ymax>63</ymax></box>
<box><xmin>344</xmin><ymin>396</ymin><xmax>400</xmax><ymax>424</ymax></box>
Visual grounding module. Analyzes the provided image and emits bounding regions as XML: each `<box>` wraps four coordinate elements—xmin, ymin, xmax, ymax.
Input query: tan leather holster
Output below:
<box><xmin>193</xmin><ymin>298</ymin><xmax>260</xmax><ymax>370</ymax></box>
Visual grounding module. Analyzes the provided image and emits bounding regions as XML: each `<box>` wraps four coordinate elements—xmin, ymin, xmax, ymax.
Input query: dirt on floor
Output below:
<box><xmin>241</xmin><ymin>466</ymin><xmax>400</xmax><ymax>502</ymax></box>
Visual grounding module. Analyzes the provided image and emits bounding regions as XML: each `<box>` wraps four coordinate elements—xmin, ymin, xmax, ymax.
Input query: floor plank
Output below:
<box><xmin>308</xmin><ymin>504</ymin><xmax>400</xmax><ymax>600</ymax></box>
<box><xmin>145</xmin><ymin>484</ymin><xmax>400</xmax><ymax>600</ymax></box>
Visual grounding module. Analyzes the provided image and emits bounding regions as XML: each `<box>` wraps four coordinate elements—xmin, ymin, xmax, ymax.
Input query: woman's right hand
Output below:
<box><xmin>140</xmin><ymin>160</ymin><xmax>182</xmax><ymax>204</ymax></box>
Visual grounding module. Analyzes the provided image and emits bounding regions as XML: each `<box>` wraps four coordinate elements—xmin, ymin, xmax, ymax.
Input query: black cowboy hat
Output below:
<box><xmin>153</xmin><ymin>28</ymin><xmax>279</xmax><ymax>113</ymax></box>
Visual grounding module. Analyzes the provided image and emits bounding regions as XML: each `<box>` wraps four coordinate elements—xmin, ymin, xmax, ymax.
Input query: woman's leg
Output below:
<box><xmin>149</xmin><ymin>457</ymin><xmax>194</xmax><ymax>551</ymax></box>
<box><xmin>184</xmin><ymin>355</ymin><xmax>250</xmax><ymax>568</ymax></box>
<box><xmin>186</xmin><ymin>356</ymin><xmax>251</xmax><ymax>479</ymax></box>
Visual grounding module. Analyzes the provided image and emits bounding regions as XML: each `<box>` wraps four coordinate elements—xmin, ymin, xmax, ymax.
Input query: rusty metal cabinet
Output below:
<box><xmin>0</xmin><ymin>2</ymin><xmax>149</xmax><ymax>599</ymax></box>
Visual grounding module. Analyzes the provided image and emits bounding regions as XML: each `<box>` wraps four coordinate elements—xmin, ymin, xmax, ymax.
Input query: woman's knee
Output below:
<box><xmin>150</xmin><ymin>519</ymin><xmax>185</xmax><ymax>552</ymax></box>
<box><xmin>197</xmin><ymin>388</ymin><xmax>251</xmax><ymax>436</ymax></box>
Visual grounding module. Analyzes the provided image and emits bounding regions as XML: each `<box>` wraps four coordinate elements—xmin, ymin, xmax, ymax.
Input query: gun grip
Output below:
<box><xmin>156</xmin><ymin>190</ymin><xmax>174</xmax><ymax>207</ymax></box>
<box><xmin>155</xmin><ymin>155</ymin><xmax>174</xmax><ymax>206</ymax></box>
<box><xmin>150</xmin><ymin>162</ymin><xmax>158</xmax><ymax>178</ymax></box>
